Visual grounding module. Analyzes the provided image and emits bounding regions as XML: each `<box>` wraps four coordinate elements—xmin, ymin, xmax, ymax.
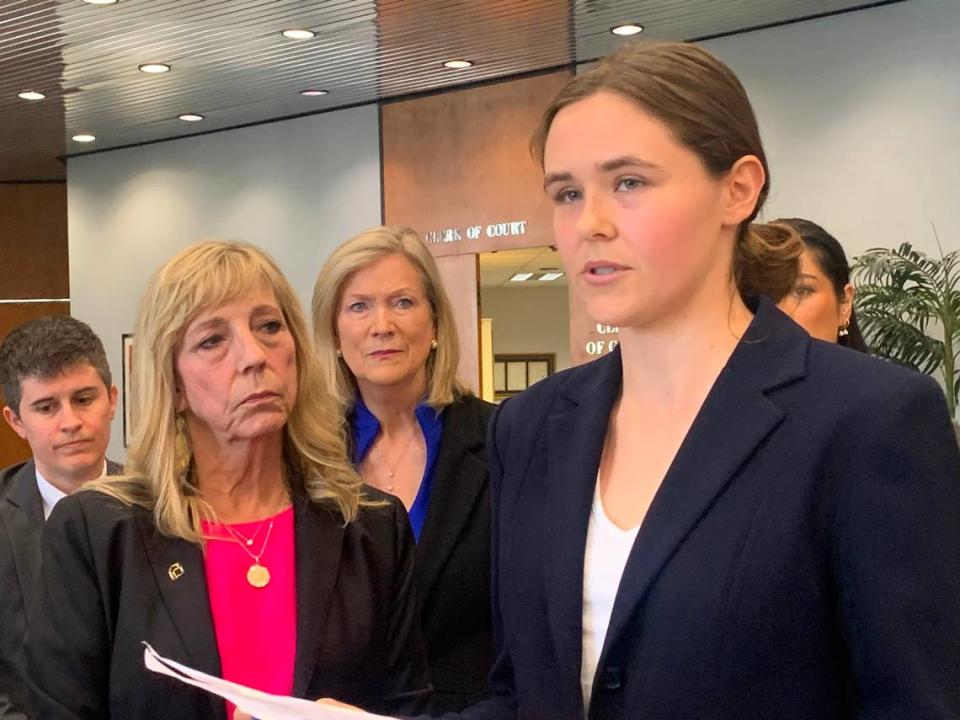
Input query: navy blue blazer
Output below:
<box><xmin>463</xmin><ymin>298</ymin><xmax>960</xmax><ymax>720</ymax></box>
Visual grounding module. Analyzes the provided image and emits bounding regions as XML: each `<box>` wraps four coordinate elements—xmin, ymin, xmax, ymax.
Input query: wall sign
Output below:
<box><xmin>569</xmin><ymin>286</ymin><xmax>622</xmax><ymax>366</ymax></box>
<box><xmin>584</xmin><ymin>323</ymin><xmax>619</xmax><ymax>356</ymax></box>
<box><xmin>424</xmin><ymin>220</ymin><xmax>528</xmax><ymax>245</ymax></box>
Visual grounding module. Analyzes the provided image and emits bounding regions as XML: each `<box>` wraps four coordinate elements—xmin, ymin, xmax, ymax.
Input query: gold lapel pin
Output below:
<box><xmin>168</xmin><ymin>562</ymin><xmax>185</xmax><ymax>581</ymax></box>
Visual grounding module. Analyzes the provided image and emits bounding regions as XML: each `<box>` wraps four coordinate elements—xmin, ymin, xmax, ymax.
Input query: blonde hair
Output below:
<box><xmin>312</xmin><ymin>226</ymin><xmax>469</xmax><ymax>424</ymax></box>
<box><xmin>531</xmin><ymin>41</ymin><xmax>801</xmax><ymax>302</ymax></box>
<box><xmin>91</xmin><ymin>240</ymin><xmax>364</xmax><ymax>542</ymax></box>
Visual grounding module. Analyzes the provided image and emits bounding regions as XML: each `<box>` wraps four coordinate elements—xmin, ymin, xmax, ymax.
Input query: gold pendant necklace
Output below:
<box><xmin>246</xmin><ymin>563</ymin><xmax>271</xmax><ymax>588</ymax></box>
<box><xmin>220</xmin><ymin>511</ymin><xmax>280</xmax><ymax>588</ymax></box>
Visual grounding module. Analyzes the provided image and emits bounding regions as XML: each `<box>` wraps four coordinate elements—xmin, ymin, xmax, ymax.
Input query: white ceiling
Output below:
<box><xmin>479</xmin><ymin>246</ymin><xmax>567</xmax><ymax>288</ymax></box>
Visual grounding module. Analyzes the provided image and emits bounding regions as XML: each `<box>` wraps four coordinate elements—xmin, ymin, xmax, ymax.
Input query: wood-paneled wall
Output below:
<box><xmin>0</xmin><ymin>183</ymin><xmax>69</xmax><ymax>299</ymax></box>
<box><xmin>434</xmin><ymin>254</ymin><xmax>481</xmax><ymax>393</ymax></box>
<box><xmin>382</xmin><ymin>70</ymin><xmax>573</xmax><ymax>387</ymax></box>
<box><xmin>382</xmin><ymin>70</ymin><xmax>571</xmax><ymax>257</ymax></box>
<box><xmin>0</xmin><ymin>182</ymin><xmax>69</xmax><ymax>468</ymax></box>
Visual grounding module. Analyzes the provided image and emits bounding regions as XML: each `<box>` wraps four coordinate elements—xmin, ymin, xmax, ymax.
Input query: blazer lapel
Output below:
<box><xmin>599</xmin><ymin>299</ymin><xmax>808</xmax><ymax>660</ymax></box>
<box><xmin>415</xmin><ymin>400</ymin><xmax>487</xmax><ymax>601</ymax></box>
<box><xmin>3</xmin><ymin>461</ymin><xmax>45</xmax><ymax>620</ymax></box>
<box><xmin>4</xmin><ymin>459</ymin><xmax>121</xmax><ymax>631</ymax></box>
<box><xmin>137</xmin><ymin>489</ymin><xmax>347</xmax><ymax>709</ymax></box>
<box><xmin>137</xmin><ymin>514</ymin><xmax>226</xmax><ymax>720</ymax></box>
<box><xmin>544</xmin><ymin>352</ymin><xmax>622</xmax><ymax>701</ymax></box>
<box><xmin>291</xmin><ymin>495</ymin><xmax>345</xmax><ymax>698</ymax></box>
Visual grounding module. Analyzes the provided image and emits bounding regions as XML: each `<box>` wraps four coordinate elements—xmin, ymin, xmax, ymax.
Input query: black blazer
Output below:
<box><xmin>22</xmin><ymin>483</ymin><xmax>429</xmax><ymax>720</ymax></box>
<box><xmin>0</xmin><ymin>459</ymin><xmax>122</xmax><ymax>720</ymax></box>
<box><xmin>462</xmin><ymin>298</ymin><xmax>960</xmax><ymax>720</ymax></box>
<box><xmin>415</xmin><ymin>395</ymin><xmax>495</xmax><ymax>715</ymax></box>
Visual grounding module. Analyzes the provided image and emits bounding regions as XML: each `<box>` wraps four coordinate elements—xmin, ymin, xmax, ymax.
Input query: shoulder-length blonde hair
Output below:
<box><xmin>312</xmin><ymin>226</ymin><xmax>469</xmax><ymax>420</ymax></box>
<box><xmin>93</xmin><ymin>240</ymin><xmax>364</xmax><ymax>542</ymax></box>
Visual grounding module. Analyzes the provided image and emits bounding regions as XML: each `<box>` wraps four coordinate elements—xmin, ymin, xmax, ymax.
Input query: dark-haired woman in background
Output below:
<box><xmin>775</xmin><ymin>217</ymin><xmax>869</xmax><ymax>352</ymax></box>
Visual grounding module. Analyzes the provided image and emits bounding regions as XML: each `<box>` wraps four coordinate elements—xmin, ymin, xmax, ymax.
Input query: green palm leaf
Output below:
<box><xmin>852</xmin><ymin>235</ymin><xmax>960</xmax><ymax>417</ymax></box>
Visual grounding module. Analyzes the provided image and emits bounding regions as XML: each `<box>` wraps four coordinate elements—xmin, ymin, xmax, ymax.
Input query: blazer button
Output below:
<box><xmin>599</xmin><ymin>666</ymin><xmax>623</xmax><ymax>692</ymax></box>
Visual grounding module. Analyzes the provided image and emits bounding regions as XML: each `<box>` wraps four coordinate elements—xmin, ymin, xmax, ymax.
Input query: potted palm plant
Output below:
<box><xmin>852</xmin><ymin>230</ymin><xmax>959</xmax><ymax>434</ymax></box>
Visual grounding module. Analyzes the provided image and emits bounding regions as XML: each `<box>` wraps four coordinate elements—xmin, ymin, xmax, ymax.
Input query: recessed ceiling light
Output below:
<box><xmin>282</xmin><ymin>29</ymin><xmax>316</xmax><ymax>40</ymax></box>
<box><xmin>538</xmin><ymin>272</ymin><xmax>565</xmax><ymax>282</ymax></box>
<box><xmin>178</xmin><ymin>113</ymin><xmax>204</xmax><ymax>122</ymax></box>
<box><xmin>81</xmin><ymin>0</ymin><xmax>119</xmax><ymax>4</ymax></box>
<box><xmin>138</xmin><ymin>63</ymin><xmax>171</xmax><ymax>74</ymax></box>
<box><xmin>611</xmin><ymin>24</ymin><xmax>644</xmax><ymax>36</ymax></box>
<box><xmin>443</xmin><ymin>59</ymin><xmax>474</xmax><ymax>70</ymax></box>
<box><xmin>509</xmin><ymin>272</ymin><xmax>534</xmax><ymax>282</ymax></box>
<box><xmin>300</xmin><ymin>89</ymin><xmax>329</xmax><ymax>97</ymax></box>
<box><xmin>18</xmin><ymin>90</ymin><xmax>46</xmax><ymax>101</ymax></box>
<box><xmin>72</xmin><ymin>133</ymin><xmax>96</xmax><ymax>143</ymax></box>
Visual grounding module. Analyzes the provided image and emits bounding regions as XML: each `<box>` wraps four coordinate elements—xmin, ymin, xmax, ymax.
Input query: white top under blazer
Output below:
<box><xmin>580</xmin><ymin>480</ymin><xmax>641</xmax><ymax>709</ymax></box>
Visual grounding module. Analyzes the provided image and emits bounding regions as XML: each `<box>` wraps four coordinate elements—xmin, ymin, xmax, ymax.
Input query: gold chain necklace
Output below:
<box><xmin>220</xmin><ymin>518</ymin><xmax>277</xmax><ymax>588</ymax></box>
<box><xmin>206</xmin><ymin>499</ymin><xmax>288</xmax><ymax>588</ymax></box>
<box><xmin>220</xmin><ymin>517</ymin><xmax>268</xmax><ymax>548</ymax></box>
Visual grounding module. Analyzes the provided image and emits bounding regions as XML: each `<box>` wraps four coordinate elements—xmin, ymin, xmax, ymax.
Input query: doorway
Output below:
<box><xmin>478</xmin><ymin>247</ymin><xmax>570</xmax><ymax>402</ymax></box>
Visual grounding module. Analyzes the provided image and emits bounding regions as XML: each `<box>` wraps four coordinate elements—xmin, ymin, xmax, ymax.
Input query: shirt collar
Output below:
<box><xmin>35</xmin><ymin>461</ymin><xmax>107</xmax><ymax>521</ymax></box>
<box><xmin>351</xmin><ymin>397</ymin><xmax>443</xmax><ymax>465</ymax></box>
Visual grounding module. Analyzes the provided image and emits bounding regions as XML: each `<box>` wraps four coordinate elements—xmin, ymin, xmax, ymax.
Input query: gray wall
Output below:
<box><xmin>703</xmin><ymin>0</ymin><xmax>959</xmax><ymax>259</ymax></box>
<box><xmin>68</xmin><ymin>105</ymin><xmax>382</xmax><ymax>461</ymax></box>
<box><xmin>481</xmin><ymin>285</ymin><xmax>571</xmax><ymax>372</ymax></box>
<box><xmin>574</xmin><ymin>0</ymin><xmax>958</xmax><ymax>258</ymax></box>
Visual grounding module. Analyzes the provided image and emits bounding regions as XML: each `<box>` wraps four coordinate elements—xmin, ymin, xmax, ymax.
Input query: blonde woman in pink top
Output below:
<box><xmin>23</xmin><ymin>241</ymin><xmax>430</xmax><ymax>720</ymax></box>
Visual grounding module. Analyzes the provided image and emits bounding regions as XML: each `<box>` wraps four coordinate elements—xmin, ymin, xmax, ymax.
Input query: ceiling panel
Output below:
<box><xmin>573</xmin><ymin>0</ymin><xmax>900</xmax><ymax>59</ymax></box>
<box><xmin>0</xmin><ymin>0</ymin><xmax>904</xmax><ymax>180</ymax></box>
<box><xmin>479</xmin><ymin>246</ymin><xmax>566</xmax><ymax>288</ymax></box>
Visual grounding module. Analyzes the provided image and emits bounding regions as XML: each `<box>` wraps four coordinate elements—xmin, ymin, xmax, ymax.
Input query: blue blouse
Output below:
<box><xmin>350</xmin><ymin>399</ymin><xmax>444</xmax><ymax>542</ymax></box>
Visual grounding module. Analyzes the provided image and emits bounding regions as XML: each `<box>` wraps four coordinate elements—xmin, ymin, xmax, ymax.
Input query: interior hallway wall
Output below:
<box><xmin>481</xmin><ymin>285</ymin><xmax>571</xmax><ymax>373</ymax></box>
<box><xmin>702</xmin><ymin>0</ymin><xmax>959</xmax><ymax>260</ymax></box>
<box><xmin>68</xmin><ymin>105</ymin><xmax>382</xmax><ymax>461</ymax></box>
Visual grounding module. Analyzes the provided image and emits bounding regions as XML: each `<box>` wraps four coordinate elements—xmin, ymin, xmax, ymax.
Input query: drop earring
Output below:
<box><xmin>430</xmin><ymin>339</ymin><xmax>438</xmax><ymax>350</ymax></box>
<box><xmin>174</xmin><ymin>413</ymin><xmax>193</xmax><ymax>479</ymax></box>
<box><xmin>838</xmin><ymin>321</ymin><xmax>850</xmax><ymax>338</ymax></box>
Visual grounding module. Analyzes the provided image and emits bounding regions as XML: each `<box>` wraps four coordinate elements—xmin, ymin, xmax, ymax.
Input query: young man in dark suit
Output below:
<box><xmin>0</xmin><ymin>316</ymin><xmax>121</xmax><ymax>719</ymax></box>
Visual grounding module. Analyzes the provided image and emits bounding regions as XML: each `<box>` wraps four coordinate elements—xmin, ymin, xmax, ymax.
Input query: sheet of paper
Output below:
<box><xmin>143</xmin><ymin>643</ymin><xmax>394</xmax><ymax>720</ymax></box>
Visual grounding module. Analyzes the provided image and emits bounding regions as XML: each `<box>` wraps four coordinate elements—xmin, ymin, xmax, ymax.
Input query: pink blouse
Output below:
<box><xmin>201</xmin><ymin>506</ymin><xmax>297</xmax><ymax>718</ymax></box>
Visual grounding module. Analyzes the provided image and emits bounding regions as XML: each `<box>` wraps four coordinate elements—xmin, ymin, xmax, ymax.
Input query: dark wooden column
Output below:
<box><xmin>0</xmin><ymin>182</ymin><xmax>70</xmax><ymax>467</ymax></box>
